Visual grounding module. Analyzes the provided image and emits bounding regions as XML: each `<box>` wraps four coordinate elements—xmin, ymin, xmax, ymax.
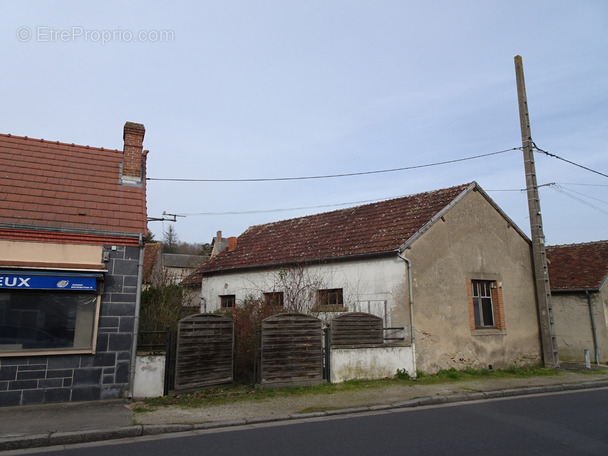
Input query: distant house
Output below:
<box><xmin>181</xmin><ymin>230</ymin><xmax>234</xmax><ymax>311</ymax></box>
<box><xmin>194</xmin><ymin>182</ymin><xmax>544</xmax><ymax>374</ymax></box>
<box><xmin>546</xmin><ymin>241</ymin><xmax>608</xmax><ymax>364</ymax></box>
<box><xmin>0</xmin><ymin>122</ymin><xmax>148</xmax><ymax>406</ymax></box>
<box><xmin>143</xmin><ymin>243</ymin><xmax>206</xmax><ymax>288</ymax></box>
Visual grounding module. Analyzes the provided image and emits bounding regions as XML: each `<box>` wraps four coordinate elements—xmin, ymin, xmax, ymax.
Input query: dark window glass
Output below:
<box><xmin>0</xmin><ymin>291</ymin><xmax>97</xmax><ymax>352</ymax></box>
<box><xmin>472</xmin><ymin>280</ymin><xmax>494</xmax><ymax>328</ymax></box>
<box><xmin>317</xmin><ymin>289</ymin><xmax>344</xmax><ymax>308</ymax></box>
<box><xmin>220</xmin><ymin>295</ymin><xmax>235</xmax><ymax>308</ymax></box>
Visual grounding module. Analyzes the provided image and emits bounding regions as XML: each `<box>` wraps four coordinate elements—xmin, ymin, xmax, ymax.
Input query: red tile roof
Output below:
<box><xmin>143</xmin><ymin>242</ymin><xmax>162</xmax><ymax>284</ymax></box>
<box><xmin>197</xmin><ymin>183</ymin><xmax>474</xmax><ymax>275</ymax></box>
<box><xmin>0</xmin><ymin>133</ymin><xmax>147</xmax><ymax>244</ymax></box>
<box><xmin>546</xmin><ymin>240</ymin><xmax>608</xmax><ymax>291</ymax></box>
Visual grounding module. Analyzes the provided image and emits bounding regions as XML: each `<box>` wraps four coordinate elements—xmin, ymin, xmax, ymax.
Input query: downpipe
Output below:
<box><xmin>397</xmin><ymin>250</ymin><xmax>416</xmax><ymax>374</ymax></box>
<box><xmin>586</xmin><ymin>291</ymin><xmax>600</xmax><ymax>365</ymax></box>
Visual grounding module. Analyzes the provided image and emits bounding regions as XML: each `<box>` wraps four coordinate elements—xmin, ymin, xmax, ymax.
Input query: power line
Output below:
<box><xmin>176</xmin><ymin>197</ymin><xmax>399</xmax><ymax>216</ymax></box>
<box><xmin>533</xmin><ymin>143</ymin><xmax>608</xmax><ymax>179</ymax></box>
<box><xmin>171</xmin><ymin>181</ymin><xmax>606</xmax><ymax>218</ymax></box>
<box><xmin>147</xmin><ymin>148</ymin><xmax>518</xmax><ymax>183</ymax></box>
<box><xmin>549</xmin><ymin>184</ymin><xmax>608</xmax><ymax>216</ymax></box>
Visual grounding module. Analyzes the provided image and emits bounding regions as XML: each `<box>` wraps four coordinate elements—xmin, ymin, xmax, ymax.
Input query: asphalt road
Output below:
<box><xmin>18</xmin><ymin>388</ymin><xmax>608</xmax><ymax>456</ymax></box>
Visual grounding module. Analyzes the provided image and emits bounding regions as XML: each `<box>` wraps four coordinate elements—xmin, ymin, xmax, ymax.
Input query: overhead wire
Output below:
<box><xmin>147</xmin><ymin>148</ymin><xmax>519</xmax><ymax>182</ymax></box>
<box><xmin>532</xmin><ymin>143</ymin><xmax>608</xmax><ymax>179</ymax></box>
<box><xmin>150</xmin><ymin>141</ymin><xmax>607</xmax><ymax>219</ymax></box>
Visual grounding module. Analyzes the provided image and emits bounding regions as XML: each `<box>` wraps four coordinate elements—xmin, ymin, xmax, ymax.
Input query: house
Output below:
<box><xmin>546</xmin><ymin>240</ymin><xmax>608</xmax><ymax>364</ymax></box>
<box><xmin>180</xmin><ymin>230</ymin><xmax>236</xmax><ymax>312</ymax></box>
<box><xmin>194</xmin><ymin>182</ymin><xmax>544</xmax><ymax>374</ymax></box>
<box><xmin>0</xmin><ymin>122</ymin><xmax>148</xmax><ymax>406</ymax></box>
<box><xmin>143</xmin><ymin>243</ymin><xmax>206</xmax><ymax>288</ymax></box>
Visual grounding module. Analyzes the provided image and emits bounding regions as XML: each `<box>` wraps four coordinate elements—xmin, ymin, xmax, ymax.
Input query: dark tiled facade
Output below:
<box><xmin>0</xmin><ymin>245</ymin><xmax>140</xmax><ymax>407</ymax></box>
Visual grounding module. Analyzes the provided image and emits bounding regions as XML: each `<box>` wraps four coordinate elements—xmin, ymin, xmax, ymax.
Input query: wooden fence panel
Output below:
<box><xmin>174</xmin><ymin>314</ymin><xmax>234</xmax><ymax>392</ymax></box>
<box><xmin>260</xmin><ymin>313</ymin><xmax>323</xmax><ymax>388</ymax></box>
<box><xmin>330</xmin><ymin>312</ymin><xmax>384</xmax><ymax>346</ymax></box>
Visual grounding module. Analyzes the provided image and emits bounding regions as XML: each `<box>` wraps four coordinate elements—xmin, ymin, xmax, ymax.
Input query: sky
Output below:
<box><xmin>2</xmin><ymin>1</ymin><xmax>607</xmax><ymax>246</ymax></box>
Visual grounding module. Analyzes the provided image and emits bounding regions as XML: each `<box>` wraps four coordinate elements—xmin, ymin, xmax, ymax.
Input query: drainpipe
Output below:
<box><xmin>397</xmin><ymin>250</ymin><xmax>416</xmax><ymax>373</ymax></box>
<box><xmin>128</xmin><ymin>234</ymin><xmax>145</xmax><ymax>399</ymax></box>
<box><xmin>586</xmin><ymin>290</ymin><xmax>600</xmax><ymax>365</ymax></box>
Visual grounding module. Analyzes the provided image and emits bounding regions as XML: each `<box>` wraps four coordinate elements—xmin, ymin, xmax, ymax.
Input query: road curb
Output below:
<box><xmin>2</xmin><ymin>380</ymin><xmax>608</xmax><ymax>451</ymax></box>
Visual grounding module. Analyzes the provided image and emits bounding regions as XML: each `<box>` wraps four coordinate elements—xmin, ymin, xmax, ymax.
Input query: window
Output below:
<box><xmin>263</xmin><ymin>292</ymin><xmax>283</xmax><ymax>307</ymax></box>
<box><xmin>317</xmin><ymin>288</ymin><xmax>344</xmax><ymax>310</ymax></box>
<box><xmin>472</xmin><ymin>280</ymin><xmax>494</xmax><ymax>327</ymax></box>
<box><xmin>468</xmin><ymin>279</ymin><xmax>505</xmax><ymax>330</ymax></box>
<box><xmin>0</xmin><ymin>271</ymin><xmax>101</xmax><ymax>355</ymax></box>
<box><xmin>220</xmin><ymin>295</ymin><xmax>235</xmax><ymax>308</ymax></box>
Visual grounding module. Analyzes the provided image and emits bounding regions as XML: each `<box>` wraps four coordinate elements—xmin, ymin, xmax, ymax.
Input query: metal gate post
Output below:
<box><xmin>323</xmin><ymin>326</ymin><xmax>331</xmax><ymax>382</ymax></box>
<box><xmin>163</xmin><ymin>327</ymin><xmax>176</xmax><ymax>396</ymax></box>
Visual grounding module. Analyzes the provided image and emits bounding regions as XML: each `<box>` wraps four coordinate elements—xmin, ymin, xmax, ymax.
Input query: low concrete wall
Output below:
<box><xmin>133</xmin><ymin>355</ymin><xmax>165</xmax><ymax>398</ymax></box>
<box><xmin>330</xmin><ymin>344</ymin><xmax>414</xmax><ymax>383</ymax></box>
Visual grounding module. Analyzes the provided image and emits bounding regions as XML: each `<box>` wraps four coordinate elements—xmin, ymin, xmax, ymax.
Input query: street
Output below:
<box><xmin>16</xmin><ymin>388</ymin><xmax>608</xmax><ymax>456</ymax></box>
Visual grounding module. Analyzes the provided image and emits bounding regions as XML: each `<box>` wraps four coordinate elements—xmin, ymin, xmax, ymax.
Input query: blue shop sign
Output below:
<box><xmin>0</xmin><ymin>271</ymin><xmax>99</xmax><ymax>291</ymax></box>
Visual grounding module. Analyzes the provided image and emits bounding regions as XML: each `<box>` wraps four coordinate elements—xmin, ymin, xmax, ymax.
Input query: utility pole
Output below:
<box><xmin>514</xmin><ymin>55</ymin><xmax>559</xmax><ymax>368</ymax></box>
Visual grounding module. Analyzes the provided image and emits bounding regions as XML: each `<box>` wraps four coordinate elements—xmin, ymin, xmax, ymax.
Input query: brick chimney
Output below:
<box><xmin>122</xmin><ymin>122</ymin><xmax>146</xmax><ymax>184</ymax></box>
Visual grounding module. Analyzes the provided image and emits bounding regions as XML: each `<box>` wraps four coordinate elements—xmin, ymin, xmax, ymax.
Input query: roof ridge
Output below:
<box><xmin>245</xmin><ymin>182</ymin><xmax>474</xmax><ymax>231</ymax></box>
<box><xmin>0</xmin><ymin>132</ymin><xmax>121</xmax><ymax>153</ymax></box>
<box><xmin>547</xmin><ymin>240</ymin><xmax>608</xmax><ymax>249</ymax></box>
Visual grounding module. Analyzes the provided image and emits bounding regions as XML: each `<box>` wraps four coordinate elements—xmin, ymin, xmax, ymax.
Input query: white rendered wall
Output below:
<box><xmin>199</xmin><ymin>256</ymin><xmax>410</xmax><ymax>329</ymax></box>
<box><xmin>330</xmin><ymin>345</ymin><xmax>415</xmax><ymax>383</ymax></box>
<box><xmin>133</xmin><ymin>355</ymin><xmax>165</xmax><ymax>398</ymax></box>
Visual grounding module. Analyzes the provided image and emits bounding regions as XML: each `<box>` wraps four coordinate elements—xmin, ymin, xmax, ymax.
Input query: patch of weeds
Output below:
<box><xmin>395</xmin><ymin>368</ymin><xmax>410</xmax><ymax>380</ymax></box>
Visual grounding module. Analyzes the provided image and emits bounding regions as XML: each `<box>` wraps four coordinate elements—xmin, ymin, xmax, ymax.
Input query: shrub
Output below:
<box><xmin>224</xmin><ymin>297</ymin><xmax>282</xmax><ymax>382</ymax></box>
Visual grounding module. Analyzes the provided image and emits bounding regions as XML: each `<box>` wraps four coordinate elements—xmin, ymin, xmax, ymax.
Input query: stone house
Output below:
<box><xmin>0</xmin><ymin>122</ymin><xmax>148</xmax><ymax>406</ymax></box>
<box><xmin>546</xmin><ymin>240</ymin><xmax>608</xmax><ymax>364</ymax></box>
<box><xmin>193</xmin><ymin>182</ymin><xmax>544</xmax><ymax>374</ymax></box>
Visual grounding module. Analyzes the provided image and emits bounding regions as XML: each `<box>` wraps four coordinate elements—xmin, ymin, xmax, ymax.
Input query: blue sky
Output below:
<box><xmin>2</xmin><ymin>1</ymin><xmax>607</xmax><ymax>245</ymax></box>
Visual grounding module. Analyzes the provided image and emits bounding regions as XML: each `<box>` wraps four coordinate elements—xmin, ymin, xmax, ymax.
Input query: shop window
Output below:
<box><xmin>0</xmin><ymin>271</ymin><xmax>101</xmax><ymax>355</ymax></box>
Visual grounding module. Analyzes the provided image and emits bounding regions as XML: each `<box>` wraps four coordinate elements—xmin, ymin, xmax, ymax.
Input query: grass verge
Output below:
<box><xmin>134</xmin><ymin>365</ymin><xmax>567</xmax><ymax>411</ymax></box>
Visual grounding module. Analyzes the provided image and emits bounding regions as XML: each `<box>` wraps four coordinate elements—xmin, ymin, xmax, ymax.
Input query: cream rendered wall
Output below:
<box><xmin>406</xmin><ymin>189</ymin><xmax>542</xmax><ymax>373</ymax></box>
<box><xmin>552</xmin><ymin>288</ymin><xmax>608</xmax><ymax>364</ymax></box>
<box><xmin>0</xmin><ymin>240</ymin><xmax>102</xmax><ymax>265</ymax></box>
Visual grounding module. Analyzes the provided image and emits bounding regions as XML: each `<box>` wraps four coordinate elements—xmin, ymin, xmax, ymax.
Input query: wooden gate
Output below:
<box><xmin>259</xmin><ymin>313</ymin><xmax>323</xmax><ymax>388</ymax></box>
<box><xmin>174</xmin><ymin>314</ymin><xmax>234</xmax><ymax>392</ymax></box>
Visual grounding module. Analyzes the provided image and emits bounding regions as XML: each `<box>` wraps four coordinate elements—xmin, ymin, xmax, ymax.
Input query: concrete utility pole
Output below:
<box><xmin>514</xmin><ymin>55</ymin><xmax>559</xmax><ymax>368</ymax></box>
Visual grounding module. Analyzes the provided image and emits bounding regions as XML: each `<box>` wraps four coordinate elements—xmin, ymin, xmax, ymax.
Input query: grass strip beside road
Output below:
<box><xmin>136</xmin><ymin>366</ymin><xmax>566</xmax><ymax>411</ymax></box>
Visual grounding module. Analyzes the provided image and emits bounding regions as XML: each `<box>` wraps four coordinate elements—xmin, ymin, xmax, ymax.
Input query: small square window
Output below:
<box><xmin>317</xmin><ymin>288</ymin><xmax>344</xmax><ymax>309</ymax></box>
<box><xmin>220</xmin><ymin>295</ymin><xmax>235</xmax><ymax>308</ymax></box>
<box><xmin>263</xmin><ymin>292</ymin><xmax>283</xmax><ymax>307</ymax></box>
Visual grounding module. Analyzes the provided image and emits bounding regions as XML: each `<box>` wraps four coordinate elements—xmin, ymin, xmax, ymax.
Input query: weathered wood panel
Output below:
<box><xmin>260</xmin><ymin>313</ymin><xmax>323</xmax><ymax>388</ymax></box>
<box><xmin>174</xmin><ymin>314</ymin><xmax>234</xmax><ymax>392</ymax></box>
<box><xmin>330</xmin><ymin>312</ymin><xmax>384</xmax><ymax>346</ymax></box>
